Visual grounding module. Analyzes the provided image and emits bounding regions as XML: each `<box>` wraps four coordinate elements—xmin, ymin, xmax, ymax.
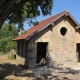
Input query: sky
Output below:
<box><xmin>24</xmin><ymin>0</ymin><xmax>80</xmax><ymax>30</ymax></box>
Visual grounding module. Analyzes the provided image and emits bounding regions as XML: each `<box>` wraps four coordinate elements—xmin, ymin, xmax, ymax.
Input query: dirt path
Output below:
<box><xmin>0</xmin><ymin>54</ymin><xmax>80</xmax><ymax>80</ymax></box>
<box><xmin>0</xmin><ymin>54</ymin><xmax>35</xmax><ymax>80</ymax></box>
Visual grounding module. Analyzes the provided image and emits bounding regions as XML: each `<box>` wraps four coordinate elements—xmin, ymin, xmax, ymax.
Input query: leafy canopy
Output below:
<box><xmin>0</xmin><ymin>0</ymin><xmax>53</xmax><ymax>30</ymax></box>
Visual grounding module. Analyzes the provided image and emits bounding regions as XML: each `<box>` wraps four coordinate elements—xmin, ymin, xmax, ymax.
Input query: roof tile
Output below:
<box><xmin>13</xmin><ymin>10</ymin><xmax>66</xmax><ymax>41</ymax></box>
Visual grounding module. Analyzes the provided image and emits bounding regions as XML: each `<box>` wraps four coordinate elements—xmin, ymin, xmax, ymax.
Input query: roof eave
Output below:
<box><xmin>68</xmin><ymin>12</ymin><xmax>80</xmax><ymax>28</ymax></box>
<box><xmin>25</xmin><ymin>11</ymin><xmax>67</xmax><ymax>41</ymax></box>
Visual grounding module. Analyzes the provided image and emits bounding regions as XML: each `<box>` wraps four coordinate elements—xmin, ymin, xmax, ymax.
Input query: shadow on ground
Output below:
<box><xmin>0</xmin><ymin>63</ymin><xmax>80</xmax><ymax>80</ymax></box>
<box><xmin>31</xmin><ymin>66</ymin><xmax>80</xmax><ymax>80</ymax></box>
<box><xmin>0</xmin><ymin>63</ymin><xmax>35</xmax><ymax>79</ymax></box>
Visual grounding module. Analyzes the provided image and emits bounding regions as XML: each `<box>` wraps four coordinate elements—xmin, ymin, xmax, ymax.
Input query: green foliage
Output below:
<box><xmin>0</xmin><ymin>38</ymin><xmax>8</xmax><ymax>52</ymax></box>
<box><xmin>0</xmin><ymin>52</ymin><xmax>4</xmax><ymax>56</ymax></box>
<box><xmin>19</xmin><ymin>29</ymin><xmax>26</xmax><ymax>35</ymax></box>
<box><xmin>7</xmin><ymin>0</ymin><xmax>53</xmax><ymax>30</ymax></box>
<box><xmin>5</xmin><ymin>41</ymin><xmax>16</xmax><ymax>52</ymax></box>
<box><xmin>0</xmin><ymin>23</ymin><xmax>18</xmax><ymax>52</ymax></box>
<box><xmin>8</xmin><ymin>54</ymin><xmax>16</xmax><ymax>60</ymax></box>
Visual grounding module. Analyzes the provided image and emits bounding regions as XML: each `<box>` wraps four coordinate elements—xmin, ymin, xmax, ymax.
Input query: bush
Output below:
<box><xmin>0</xmin><ymin>52</ymin><xmax>4</xmax><ymax>55</ymax></box>
<box><xmin>8</xmin><ymin>54</ymin><xmax>16</xmax><ymax>60</ymax></box>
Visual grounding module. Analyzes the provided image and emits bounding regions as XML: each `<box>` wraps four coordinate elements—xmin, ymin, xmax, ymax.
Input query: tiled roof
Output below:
<box><xmin>13</xmin><ymin>10</ymin><xmax>79</xmax><ymax>41</ymax></box>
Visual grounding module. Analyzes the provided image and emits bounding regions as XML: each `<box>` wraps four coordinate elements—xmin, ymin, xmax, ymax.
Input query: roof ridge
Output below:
<box><xmin>25</xmin><ymin>10</ymin><xmax>66</xmax><ymax>33</ymax></box>
<box><xmin>13</xmin><ymin>10</ymin><xmax>70</xmax><ymax>41</ymax></box>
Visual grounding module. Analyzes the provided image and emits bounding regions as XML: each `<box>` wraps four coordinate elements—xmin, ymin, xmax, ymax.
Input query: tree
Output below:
<box><xmin>0</xmin><ymin>23</ymin><xmax>18</xmax><ymax>52</ymax></box>
<box><xmin>0</xmin><ymin>0</ymin><xmax>53</xmax><ymax>30</ymax></box>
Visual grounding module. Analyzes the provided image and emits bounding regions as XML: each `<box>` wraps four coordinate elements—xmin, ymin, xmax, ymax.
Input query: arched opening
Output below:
<box><xmin>60</xmin><ymin>27</ymin><xmax>67</xmax><ymax>36</ymax></box>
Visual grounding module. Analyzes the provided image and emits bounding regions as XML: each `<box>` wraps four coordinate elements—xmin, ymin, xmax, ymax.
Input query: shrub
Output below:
<box><xmin>8</xmin><ymin>54</ymin><xmax>16</xmax><ymax>60</ymax></box>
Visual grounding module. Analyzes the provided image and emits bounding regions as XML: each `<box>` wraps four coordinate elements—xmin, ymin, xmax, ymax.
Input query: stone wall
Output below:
<box><xmin>27</xmin><ymin>16</ymin><xmax>80</xmax><ymax>68</ymax></box>
<box><xmin>16</xmin><ymin>16</ymin><xmax>80</xmax><ymax>68</ymax></box>
<box><xmin>25</xmin><ymin>39</ymin><xmax>37</xmax><ymax>68</ymax></box>
<box><xmin>16</xmin><ymin>54</ymin><xmax>26</xmax><ymax>65</ymax></box>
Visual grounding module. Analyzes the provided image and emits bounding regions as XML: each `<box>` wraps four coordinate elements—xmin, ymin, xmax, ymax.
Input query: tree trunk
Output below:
<box><xmin>0</xmin><ymin>0</ymin><xmax>30</xmax><ymax>29</ymax></box>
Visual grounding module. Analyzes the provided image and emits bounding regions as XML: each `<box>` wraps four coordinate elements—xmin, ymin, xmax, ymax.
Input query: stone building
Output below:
<box><xmin>14</xmin><ymin>10</ymin><xmax>80</xmax><ymax>68</ymax></box>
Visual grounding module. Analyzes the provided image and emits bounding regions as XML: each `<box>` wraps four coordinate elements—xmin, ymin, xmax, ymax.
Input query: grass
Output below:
<box><xmin>0</xmin><ymin>49</ymin><xmax>16</xmax><ymax>60</ymax></box>
<box><xmin>0</xmin><ymin>52</ymin><xmax>4</xmax><ymax>56</ymax></box>
<box><xmin>8</xmin><ymin>54</ymin><xmax>16</xmax><ymax>60</ymax></box>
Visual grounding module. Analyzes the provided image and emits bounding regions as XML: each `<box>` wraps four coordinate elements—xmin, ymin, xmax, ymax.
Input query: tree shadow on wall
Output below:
<box><xmin>0</xmin><ymin>63</ymin><xmax>35</xmax><ymax>79</ymax></box>
<box><xmin>46</xmin><ymin>50</ymin><xmax>55</xmax><ymax>67</ymax></box>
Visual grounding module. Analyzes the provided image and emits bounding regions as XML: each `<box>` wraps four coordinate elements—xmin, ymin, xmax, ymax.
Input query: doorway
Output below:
<box><xmin>36</xmin><ymin>42</ymin><xmax>48</xmax><ymax>66</ymax></box>
<box><xmin>77</xmin><ymin>43</ymin><xmax>80</xmax><ymax>62</ymax></box>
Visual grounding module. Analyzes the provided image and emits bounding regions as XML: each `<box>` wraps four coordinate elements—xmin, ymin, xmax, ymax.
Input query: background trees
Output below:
<box><xmin>0</xmin><ymin>23</ymin><xmax>18</xmax><ymax>52</ymax></box>
<box><xmin>0</xmin><ymin>0</ymin><xmax>53</xmax><ymax>53</ymax></box>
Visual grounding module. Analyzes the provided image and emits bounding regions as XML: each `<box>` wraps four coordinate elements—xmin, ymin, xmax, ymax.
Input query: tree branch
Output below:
<box><xmin>0</xmin><ymin>0</ymin><xmax>31</xmax><ymax>29</ymax></box>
